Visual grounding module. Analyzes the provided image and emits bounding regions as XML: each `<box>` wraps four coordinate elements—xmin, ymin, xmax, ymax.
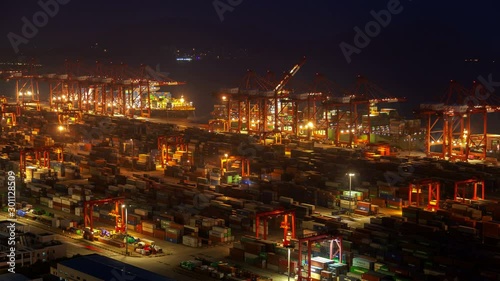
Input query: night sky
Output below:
<box><xmin>0</xmin><ymin>0</ymin><xmax>499</xmax><ymax>121</ymax></box>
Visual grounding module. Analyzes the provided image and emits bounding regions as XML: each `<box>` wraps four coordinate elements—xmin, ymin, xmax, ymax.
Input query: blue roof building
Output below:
<box><xmin>50</xmin><ymin>254</ymin><xmax>176</xmax><ymax>281</ymax></box>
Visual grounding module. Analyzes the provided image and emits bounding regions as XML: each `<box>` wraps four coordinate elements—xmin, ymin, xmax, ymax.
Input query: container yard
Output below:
<box><xmin>1</xmin><ymin>107</ymin><xmax>499</xmax><ymax>280</ymax></box>
<box><xmin>0</xmin><ymin>60</ymin><xmax>499</xmax><ymax>281</ymax></box>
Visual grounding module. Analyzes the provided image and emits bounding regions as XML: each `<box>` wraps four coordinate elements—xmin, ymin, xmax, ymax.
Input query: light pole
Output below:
<box><xmin>287</xmin><ymin>246</ymin><xmax>292</xmax><ymax>281</ymax></box>
<box><xmin>347</xmin><ymin>173</ymin><xmax>355</xmax><ymax>215</ymax></box>
<box><xmin>307</xmin><ymin>121</ymin><xmax>314</xmax><ymax>141</ymax></box>
<box><xmin>122</xmin><ymin>204</ymin><xmax>128</xmax><ymax>256</ymax></box>
<box><xmin>407</xmin><ymin>134</ymin><xmax>411</xmax><ymax>158</ymax></box>
<box><xmin>224</xmin><ymin>153</ymin><xmax>229</xmax><ymax>173</ymax></box>
<box><xmin>130</xmin><ymin>139</ymin><xmax>134</xmax><ymax>171</ymax></box>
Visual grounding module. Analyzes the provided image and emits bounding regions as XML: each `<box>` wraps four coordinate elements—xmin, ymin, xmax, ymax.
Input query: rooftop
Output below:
<box><xmin>59</xmin><ymin>254</ymin><xmax>176</xmax><ymax>281</ymax></box>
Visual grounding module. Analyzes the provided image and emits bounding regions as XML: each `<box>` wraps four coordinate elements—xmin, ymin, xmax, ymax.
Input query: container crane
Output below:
<box><xmin>19</xmin><ymin>146</ymin><xmax>64</xmax><ymax>180</ymax></box>
<box><xmin>270</xmin><ymin>57</ymin><xmax>306</xmax><ymax>138</ymax></box>
<box><xmin>408</xmin><ymin>178</ymin><xmax>441</xmax><ymax>211</ymax></box>
<box><xmin>255</xmin><ymin>208</ymin><xmax>296</xmax><ymax>246</ymax></box>
<box><xmin>83</xmin><ymin>197</ymin><xmax>126</xmax><ymax>240</ymax></box>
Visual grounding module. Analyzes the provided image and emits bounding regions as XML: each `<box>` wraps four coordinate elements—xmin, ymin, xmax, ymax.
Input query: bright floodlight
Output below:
<box><xmin>122</xmin><ymin>204</ymin><xmax>126</xmax><ymax>208</ymax></box>
<box><xmin>347</xmin><ymin>173</ymin><xmax>355</xmax><ymax>177</ymax></box>
<box><xmin>307</xmin><ymin>121</ymin><xmax>314</xmax><ymax>128</ymax></box>
<box><xmin>58</xmin><ymin>125</ymin><xmax>64</xmax><ymax>132</ymax></box>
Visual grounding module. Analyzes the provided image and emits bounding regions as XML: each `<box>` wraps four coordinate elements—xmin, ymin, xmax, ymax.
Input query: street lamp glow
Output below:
<box><xmin>224</xmin><ymin>154</ymin><xmax>229</xmax><ymax>173</ymax></box>
<box><xmin>122</xmin><ymin>204</ymin><xmax>128</xmax><ymax>256</ymax></box>
<box><xmin>58</xmin><ymin>125</ymin><xmax>64</xmax><ymax>132</ymax></box>
<box><xmin>347</xmin><ymin>173</ymin><xmax>355</xmax><ymax>215</ymax></box>
<box><xmin>307</xmin><ymin>121</ymin><xmax>314</xmax><ymax>128</ymax></box>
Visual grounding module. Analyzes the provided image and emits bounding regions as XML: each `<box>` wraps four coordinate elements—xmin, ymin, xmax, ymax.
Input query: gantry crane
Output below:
<box><xmin>408</xmin><ymin>178</ymin><xmax>441</xmax><ymax>211</ymax></box>
<box><xmin>214</xmin><ymin>58</ymin><xmax>305</xmax><ymax>139</ymax></box>
<box><xmin>255</xmin><ymin>208</ymin><xmax>296</xmax><ymax>246</ymax></box>
<box><xmin>454</xmin><ymin>178</ymin><xmax>485</xmax><ymax>203</ymax></box>
<box><xmin>296</xmin><ymin>234</ymin><xmax>343</xmax><ymax>281</ymax></box>
<box><xmin>269</xmin><ymin>57</ymin><xmax>306</xmax><ymax>139</ymax></box>
<box><xmin>1</xmin><ymin>60</ymin><xmax>185</xmax><ymax>119</ymax></box>
<box><xmin>419</xmin><ymin>80</ymin><xmax>500</xmax><ymax>161</ymax></box>
<box><xmin>298</xmin><ymin>73</ymin><xmax>343</xmax><ymax>140</ymax></box>
<box><xmin>0</xmin><ymin>96</ymin><xmax>21</xmax><ymax>126</ymax></box>
<box><xmin>83</xmin><ymin>197</ymin><xmax>126</xmax><ymax>239</ymax></box>
<box><xmin>14</xmin><ymin>59</ymin><xmax>41</xmax><ymax>112</ymax></box>
<box><xmin>19</xmin><ymin>146</ymin><xmax>64</xmax><ymax>180</ymax></box>
<box><xmin>323</xmin><ymin>76</ymin><xmax>405</xmax><ymax>147</ymax></box>
<box><xmin>158</xmin><ymin>134</ymin><xmax>188</xmax><ymax>168</ymax></box>
<box><xmin>345</xmin><ymin>76</ymin><xmax>406</xmax><ymax>146</ymax></box>
<box><xmin>221</xmin><ymin>155</ymin><xmax>251</xmax><ymax>177</ymax></box>
<box><xmin>419</xmin><ymin>81</ymin><xmax>470</xmax><ymax>161</ymax></box>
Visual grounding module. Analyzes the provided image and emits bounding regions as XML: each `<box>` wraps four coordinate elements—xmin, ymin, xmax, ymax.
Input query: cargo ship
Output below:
<box><xmin>150</xmin><ymin>92</ymin><xmax>195</xmax><ymax>119</ymax></box>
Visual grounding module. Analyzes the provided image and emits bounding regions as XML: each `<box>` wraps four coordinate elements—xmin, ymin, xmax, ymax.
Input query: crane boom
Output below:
<box><xmin>274</xmin><ymin>57</ymin><xmax>306</xmax><ymax>93</ymax></box>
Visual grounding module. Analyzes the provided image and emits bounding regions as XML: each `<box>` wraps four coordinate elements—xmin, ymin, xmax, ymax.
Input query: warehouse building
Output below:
<box><xmin>0</xmin><ymin>221</ymin><xmax>66</xmax><ymax>270</ymax></box>
<box><xmin>50</xmin><ymin>254</ymin><xmax>175</xmax><ymax>281</ymax></box>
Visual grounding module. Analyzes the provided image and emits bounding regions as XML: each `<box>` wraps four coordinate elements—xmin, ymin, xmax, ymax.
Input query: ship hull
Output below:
<box><xmin>150</xmin><ymin>109</ymin><xmax>195</xmax><ymax>119</ymax></box>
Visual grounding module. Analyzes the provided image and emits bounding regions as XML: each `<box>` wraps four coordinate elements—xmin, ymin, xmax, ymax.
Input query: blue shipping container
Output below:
<box><xmin>17</xmin><ymin>210</ymin><xmax>26</xmax><ymax>217</ymax></box>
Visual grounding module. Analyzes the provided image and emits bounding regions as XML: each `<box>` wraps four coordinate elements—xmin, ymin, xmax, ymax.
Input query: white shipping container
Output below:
<box><xmin>182</xmin><ymin>235</ymin><xmax>200</xmax><ymax>247</ymax></box>
<box><xmin>48</xmin><ymin>200</ymin><xmax>53</xmax><ymax>208</ymax></box>
<box><xmin>352</xmin><ymin>257</ymin><xmax>374</xmax><ymax>270</ymax></box>
<box><xmin>278</xmin><ymin>196</ymin><xmax>293</xmax><ymax>204</ymax></box>
<box><xmin>212</xmin><ymin>226</ymin><xmax>227</xmax><ymax>233</ymax></box>
<box><xmin>134</xmin><ymin>209</ymin><xmax>149</xmax><ymax>217</ymax></box>
<box><xmin>209</xmin><ymin>230</ymin><xmax>224</xmax><ymax>238</ymax></box>
<box><xmin>75</xmin><ymin>207</ymin><xmax>83</xmax><ymax>216</ymax></box>
<box><xmin>142</xmin><ymin>222</ymin><xmax>156</xmax><ymax>229</ymax></box>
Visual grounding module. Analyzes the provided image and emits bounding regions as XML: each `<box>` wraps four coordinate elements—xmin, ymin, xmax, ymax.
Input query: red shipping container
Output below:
<box><xmin>153</xmin><ymin>229</ymin><xmax>166</xmax><ymax>240</ymax></box>
<box><xmin>279</xmin><ymin>258</ymin><xmax>297</xmax><ymax>273</ymax></box>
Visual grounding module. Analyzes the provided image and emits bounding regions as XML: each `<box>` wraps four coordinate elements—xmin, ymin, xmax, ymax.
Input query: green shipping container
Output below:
<box><xmin>350</xmin><ymin>265</ymin><xmax>369</xmax><ymax>275</ymax></box>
